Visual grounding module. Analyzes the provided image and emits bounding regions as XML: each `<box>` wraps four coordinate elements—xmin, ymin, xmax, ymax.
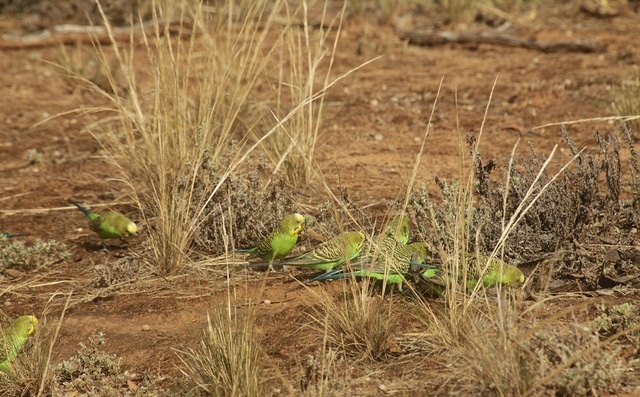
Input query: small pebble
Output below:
<box><xmin>142</xmin><ymin>324</ymin><xmax>151</xmax><ymax>331</ymax></box>
<box><xmin>125</xmin><ymin>370</ymin><xmax>142</xmax><ymax>380</ymax></box>
<box><xmin>374</xmin><ymin>134</ymin><xmax>383</xmax><ymax>142</ymax></box>
<box><xmin>263</xmin><ymin>299</ymin><xmax>272</xmax><ymax>305</ymax></box>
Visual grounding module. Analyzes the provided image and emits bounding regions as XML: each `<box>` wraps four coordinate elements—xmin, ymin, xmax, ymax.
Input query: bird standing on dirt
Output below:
<box><xmin>303</xmin><ymin>215</ymin><xmax>413</xmax><ymax>288</ymax></box>
<box><xmin>309</xmin><ymin>240</ymin><xmax>438</xmax><ymax>291</ymax></box>
<box><xmin>276</xmin><ymin>231</ymin><xmax>366</xmax><ymax>272</ymax></box>
<box><xmin>70</xmin><ymin>200</ymin><xmax>138</xmax><ymax>250</ymax></box>
<box><xmin>465</xmin><ymin>254</ymin><xmax>525</xmax><ymax>288</ymax></box>
<box><xmin>237</xmin><ymin>213</ymin><xmax>306</xmax><ymax>272</ymax></box>
<box><xmin>0</xmin><ymin>315</ymin><xmax>38</xmax><ymax>372</ymax></box>
<box><xmin>418</xmin><ymin>253</ymin><xmax>525</xmax><ymax>296</ymax></box>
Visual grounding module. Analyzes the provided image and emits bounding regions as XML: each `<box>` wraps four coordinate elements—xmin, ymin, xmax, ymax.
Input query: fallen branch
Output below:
<box><xmin>402</xmin><ymin>30</ymin><xmax>607</xmax><ymax>53</ymax></box>
<box><xmin>0</xmin><ymin>20</ymin><xmax>190</xmax><ymax>49</ymax></box>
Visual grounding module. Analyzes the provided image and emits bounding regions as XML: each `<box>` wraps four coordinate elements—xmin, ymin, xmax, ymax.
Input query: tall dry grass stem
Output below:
<box><xmin>177</xmin><ymin>307</ymin><xmax>264</xmax><ymax>396</ymax></box>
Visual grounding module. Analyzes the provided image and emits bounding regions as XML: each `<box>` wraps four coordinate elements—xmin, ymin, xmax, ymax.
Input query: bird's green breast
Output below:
<box><xmin>90</xmin><ymin>211</ymin><xmax>134</xmax><ymax>239</ymax></box>
<box><xmin>266</xmin><ymin>232</ymin><xmax>298</xmax><ymax>261</ymax></box>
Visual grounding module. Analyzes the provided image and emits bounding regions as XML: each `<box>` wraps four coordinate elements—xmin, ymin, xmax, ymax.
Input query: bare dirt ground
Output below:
<box><xmin>2</xmin><ymin>1</ymin><xmax>640</xmax><ymax>395</ymax></box>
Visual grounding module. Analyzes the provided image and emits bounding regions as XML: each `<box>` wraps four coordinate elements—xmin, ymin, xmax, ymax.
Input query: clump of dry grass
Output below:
<box><xmin>434</xmin><ymin>299</ymin><xmax>637</xmax><ymax>396</ymax></box>
<box><xmin>177</xmin><ymin>307</ymin><xmax>264</xmax><ymax>397</ymax></box>
<box><xmin>612</xmin><ymin>73</ymin><xmax>640</xmax><ymax>137</ymax></box>
<box><xmin>308</xmin><ymin>281</ymin><xmax>395</xmax><ymax>363</ymax></box>
<box><xmin>73</xmin><ymin>0</ymin><xmax>371</xmax><ymax>275</ymax></box>
<box><xmin>435</xmin><ymin>298</ymin><xmax>535</xmax><ymax>396</ymax></box>
<box><xmin>190</xmin><ymin>154</ymin><xmax>296</xmax><ymax>254</ymax></box>
<box><xmin>258</xmin><ymin>2</ymin><xmax>346</xmax><ymax>188</ymax></box>
<box><xmin>81</xmin><ymin>0</ymin><xmax>296</xmax><ymax>274</ymax></box>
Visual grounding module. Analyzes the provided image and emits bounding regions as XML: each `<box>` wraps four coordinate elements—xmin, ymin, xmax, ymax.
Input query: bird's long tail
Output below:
<box><xmin>234</xmin><ymin>248</ymin><xmax>256</xmax><ymax>254</ymax></box>
<box><xmin>70</xmin><ymin>200</ymin><xmax>93</xmax><ymax>219</ymax></box>
<box><xmin>1</xmin><ymin>232</ymin><xmax>30</xmax><ymax>239</ymax></box>
<box><xmin>304</xmin><ymin>269</ymin><xmax>346</xmax><ymax>284</ymax></box>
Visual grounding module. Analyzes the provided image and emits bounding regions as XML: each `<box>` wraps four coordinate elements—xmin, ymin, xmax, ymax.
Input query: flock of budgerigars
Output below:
<box><xmin>0</xmin><ymin>202</ymin><xmax>525</xmax><ymax>372</ymax></box>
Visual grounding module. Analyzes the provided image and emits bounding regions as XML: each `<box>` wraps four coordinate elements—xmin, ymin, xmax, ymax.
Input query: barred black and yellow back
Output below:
<box><xmin>281</xmin><ymin>231</ymin><xmax>365</xmax><ymax>271</ymax></box>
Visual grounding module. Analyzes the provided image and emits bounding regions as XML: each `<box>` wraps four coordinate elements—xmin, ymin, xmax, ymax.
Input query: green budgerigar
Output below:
<box><xmin>313</xmin><ymin>239</ymin><xmax>437</xmax><ymax>291</ymax></box>
<box><xmin>238</xmin><ymin>213</ymin><xmax>306</xmax><ymax>272</ymax></box>
<box><xmin>71</xmin><ymin>200</ymin><xmax>138</xmax><ymax>250</ymax></box>
<box><xmin>282</xmin><ymin>231</ymin><xmax>366</xmax><ymax>272</ymax></box>
<box><xmin>419</xmin><ymin>253</ymin><xmax>525</xmax><ymax>296</ymax></box>
<box><xmin>465</xmin><ymin>254</ymin><xmax>525</xmax><ymax>288</ymax></box>
<box><xmin>0</xmin><ymin>315</ymin><xmax>38</xmax><ymax>372</ymax></box>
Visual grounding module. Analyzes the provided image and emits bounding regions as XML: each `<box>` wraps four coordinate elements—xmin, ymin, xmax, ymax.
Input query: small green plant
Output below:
<box><xmin>177</xmin><ymin>307</ymin><xmax>264</xmax><ymax>397</ymax></box>
<box><xmin>54</xmin><ymin>332</ymin><xmax>122</xmax><ymax>391</ymax></box>
<box><xmin>592</xmin><ymin>302</ymin><xmax>640</xmax><ymax>342</ymax></box>
<box><xmin>0</xmin><ymin>237</ymin><xmax>69</xmax><ymax>273</ymax></box>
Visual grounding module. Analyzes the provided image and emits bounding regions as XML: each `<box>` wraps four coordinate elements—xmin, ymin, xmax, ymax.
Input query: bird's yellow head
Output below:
<box><xmin>14</xmin><ymin>315</ymin><xmax>38</xmax><ymax>336</ymax></box>
<box><xmin>288</xmin><ymin>213</ymin><xmax>306</xmax><ymax>236</ymax></box>
<box><xmin>504</xmin><ymin>265</ymin><xmax>525</xmax><ymax>287</ymax></box>
<box><xmin>353</xmin><ymin>232</ymin><xmax>366</xmax><ymax>250</ymax></box>
<box><xmin>125</xmin><ymin>222</ymin><xmax>138</xmax><ymax>237</ymax></box>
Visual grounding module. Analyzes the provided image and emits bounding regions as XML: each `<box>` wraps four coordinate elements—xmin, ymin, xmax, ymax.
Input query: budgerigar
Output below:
<box><xmin>419</xmin><ymin>253</ymin><xmax>525</xmax><ymax>296</ymax></box>
<box><xmin>465</xmin><ymin>254</ymin><xmax>525</xmax><ymax>288</ymax></box>
<box><xmin>71</xmin><ymin>200</ymin><xmax>138</xmax><ymax>250</ymax></box>
<box><xmin>310</xmin><ymin>239</ymin><xmax>437</xmax><ymax>291</ymax></box>
<box><xmin>280</xmin><ymin>231</ymin><xmax>366</xmax><ymax>272</ymax></box>
<box><xmin>0</xmin><ymin>315</ymin><xmax>38</xmax><ymax>372</ymax></box>
<box><xmin>383</xmin><ymin>214</ymin><xmax>410</xmax><ymax>244</ymax></box>
<box><xmin>303</xmin><ymin>215</ymin><xmax>415</xmax><ymax>290</ymax></box>
<box><xmin>237</xmin><ymin>213</ymin><xmax>306</xmax><ymax>272</ymax></box>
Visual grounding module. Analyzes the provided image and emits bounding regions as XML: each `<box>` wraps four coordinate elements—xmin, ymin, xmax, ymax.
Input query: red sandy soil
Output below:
<box><xmin>1</xmin><ymin>2</ymin><xmax>640</xmax><ymax>395</ymax></box>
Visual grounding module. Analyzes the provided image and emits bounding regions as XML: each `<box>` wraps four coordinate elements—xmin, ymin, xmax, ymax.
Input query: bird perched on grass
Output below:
<box><xmin>0</xmin><ymin>315</ymin><xmax>38</xmax><ymax>372</ymax></box>
<box><xmin>70</xmin><ymin>200</ymin><xmax>138</xmax><ymax>250</ymax></box>
<box><xmin>237</xmin><ymin>213</ymin><xmax>306</xmax><ymax>272</ymax></box>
